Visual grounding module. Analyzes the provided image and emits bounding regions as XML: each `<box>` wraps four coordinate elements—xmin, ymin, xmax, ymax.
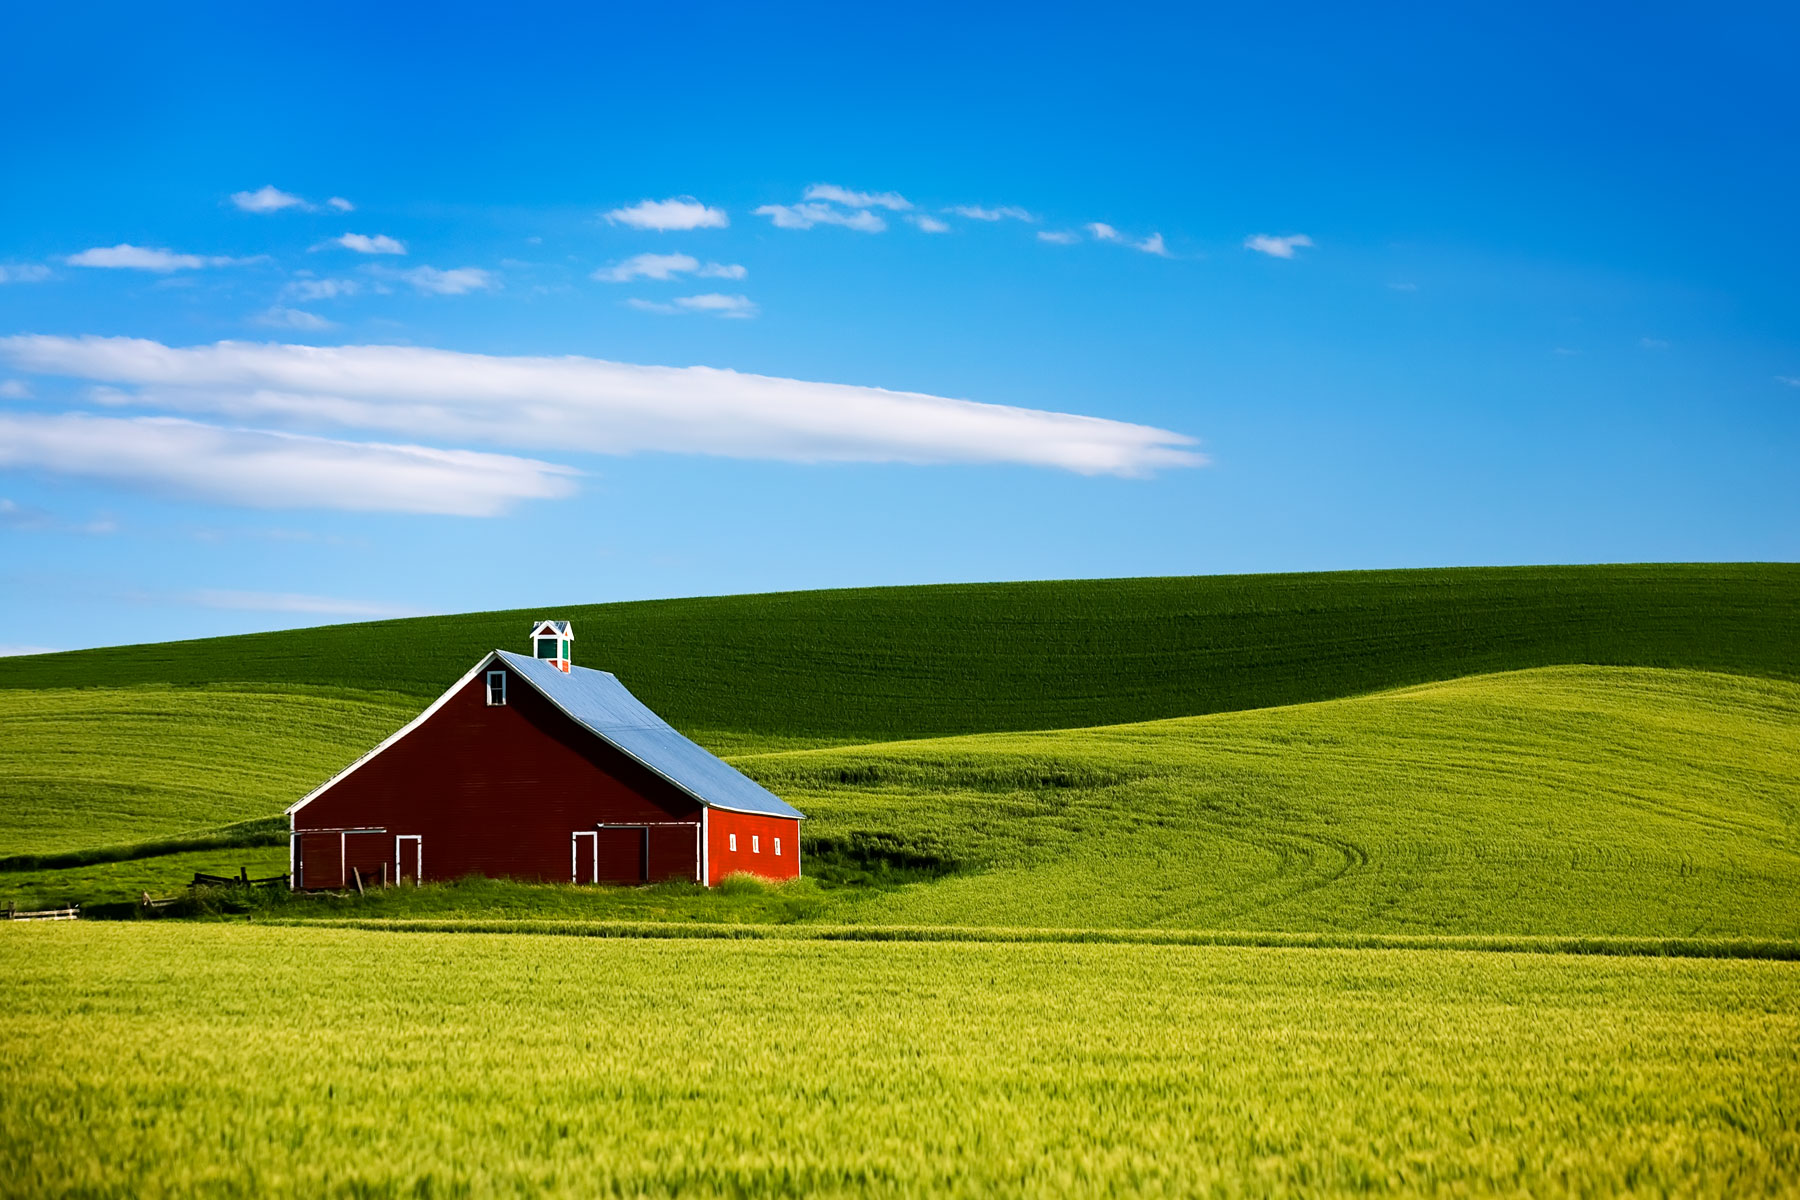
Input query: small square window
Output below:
<box><xmin>486</xmin><ymin>671</ymin><xmax>506</xmax><ymax>706</ymax></box>
<box><xmin>774</xmin><ymin>838</ymin><xmax>782</xmax><ymax>856</ymax></box>
<box><xmin>752</xmin><ymin>835</ymin><xmax>760</xmax><ymax>854</ymax></box>
<box><xmin>729</xmin><ymin>833</ymin><xmax>737</xmax><ymax>852</ymax></box>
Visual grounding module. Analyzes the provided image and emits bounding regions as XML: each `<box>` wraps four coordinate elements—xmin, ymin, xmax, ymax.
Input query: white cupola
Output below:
<box><xmin>530</xmin><ymin>619</ymin><xmax>574</xmax><ymax>673</ymax></box>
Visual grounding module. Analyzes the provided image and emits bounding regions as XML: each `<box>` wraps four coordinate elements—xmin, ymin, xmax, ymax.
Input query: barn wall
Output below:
<box><xmin>295</xmin><ymin>665</ymin><xmax>703</xmax><ymax>888</ymax></box>
<box><xmin>707</xmin><ymin>809</ymin><xmax>802</xmax><ymax>885</ymax></box>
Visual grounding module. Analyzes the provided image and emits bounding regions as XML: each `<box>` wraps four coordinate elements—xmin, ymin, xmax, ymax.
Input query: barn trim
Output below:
<box><xmin>287</xmin><ymin>650</ymin><xmax>802</xmax><ymax>822</ymax></box>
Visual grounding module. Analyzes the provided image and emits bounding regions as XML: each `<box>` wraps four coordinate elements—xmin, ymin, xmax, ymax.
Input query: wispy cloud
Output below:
<box><xmin>605</xmin><ymin>197</ymin><xmax>729</xmax><ymax>231</ymax></box>
<box><xmin>66</xmin><ymin>244</ymin><xmax>253</xmax><ymax>272</ymax></box>
<box><xmin>1</xmin><ymin>336</ymin><xmax>1205</xmax><ymax>477</ymax></box>
<box><xmin>1136</xmin><ymin>232</ymin><xmax>1168</xmax><ymax>257</ymax></box>
<box><xmin>332</xmin><ymin>233</ymin><xmax>406</xmax><ymax>255</ymax></box>
<box><xmin>231</xmin><ymin>185</ymin><xmax>309</xmax><ymax>213</ymax></box>
<box><xmin>397</xmin><ymin>266</ymin><xmax>496</xmax><ymax>295</ymax></box>
<box><xmin>948</xmin><ymin>204</ymin><xmax>1032</xmax><ymax>222</ymax></box>
<box><xmin>803</xmin><ymin>184</ymin><xmax>911</xmax><ymax>211</ymax></box>
<box><xmin>188</xmin><ymin>589</ymin><xmax>421</xmax><ymax>617</ymax></box>
<box><xmin>253</xmin><ymin>307</ymin><xmax>336</xmax><ymax>331</ymax></box>
<box><xmin>0</xmin><ymin>379</ymin><xmax>30</xmax><ymax>398</ymax></box>
<box><xmin>326</xmin><ymin>197</ymin><xmax>354</xmax><ymax>212</ymax></box>
<box><xmin>754</xmin><ymin>203</ymin><xmax>886</xmax><ymax>232</ymax></box>
<box><xmin>1244</xmin><ymin>233</ymin><xmax>1313</xmax><ymax>259</ymax></box>
<box><xmin>1037</xmin><ymin>230</ymin><xmax>1080</xmax><ymax>245</ymax></box>
<box><xmin>1388</xmin><ymin>281</ymin><xmax>1418</xmax><ymax>291</ymax></box>
<box><xmin>1087</xmin><ymin>223</ymin><xmax>1122</xmax><ymax>242</ymax></box>
<box><xmin>0</xmin><ymin>644</ymin><xmax>60</xmax><ymax>657</ymax></box>
<box><xmin>909</xmin><ymin>215</ymin><xmax>950</xmax><ymax>233</ymax></box>
<box><xmin>0</xmin><ymin>496</ymin><xmax>115</xmax><ymax>535</ymax></box>
<box><xmin>0</xmin><ymin>411</ymin><xmax>577</xmax><ymax>515</ymax></box>
<box><xmin>673</xmin><ymin>293</ymin><xmax>757</xmax><ymax>318</ymax></box>
<box><xmin>1639</xmin><ymin>337</ymin><xmax>1669</xmax><ymax>350</ymax></box>
<box><xmin>282</xmin><ymin>277</ymin><xmax>361</xmax><ymax>301</ymax></box>
<box><xmin>1776</xmin><ymin>376</ymin><xmax>1800</xmax><ymax>388</ymax></box>
<box><xmin>0</xmin><ymin>264</ymin><xmax>52</xmax><ymax>284</ymax></box>
<box><xmin>593</xmin><ymin>253</ymin><xmax>746</xmax><ymax>283</ymax></box>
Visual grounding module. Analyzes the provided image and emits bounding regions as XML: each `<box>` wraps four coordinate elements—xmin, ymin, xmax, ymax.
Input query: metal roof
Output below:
<box><xmin>494</xmin><ymin>650</ymin><xmax>803</xmax><ymax>820</ymax></box>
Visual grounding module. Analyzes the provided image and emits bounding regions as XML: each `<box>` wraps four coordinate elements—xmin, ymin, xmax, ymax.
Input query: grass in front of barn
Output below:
<box><xmin>1</xmin><ymin>923</ymin><xmax>1795</xmax><ymax>1199</ymax></box>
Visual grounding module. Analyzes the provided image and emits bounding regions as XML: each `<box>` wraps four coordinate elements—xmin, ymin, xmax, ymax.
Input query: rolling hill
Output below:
<box><xmin>1</xmin><ymin>563</ymin><xmax>1795</xmax><ymax>746</ymax></box>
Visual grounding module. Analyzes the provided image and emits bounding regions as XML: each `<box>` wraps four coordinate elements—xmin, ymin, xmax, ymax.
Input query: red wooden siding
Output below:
<box><xmin>295</xmin><ymin>666</ymin><xmax>704</xmax><ymax>888</ymax></box>
<box><xmin>707</xmin><ymin>808</ymin><xmax>802</xmax><ymax>886</ymax></box>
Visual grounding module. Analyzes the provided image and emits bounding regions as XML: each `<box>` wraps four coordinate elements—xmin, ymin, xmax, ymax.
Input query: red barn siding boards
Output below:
<box><xmin>707</xmin><ymin>809</ymin><xmax>802</xmax><ymax>885</ymax></box>
<box><xmin>290</xmin><ymin>645</ymin><xmax>804</xmax><ymax>890</ymax></box>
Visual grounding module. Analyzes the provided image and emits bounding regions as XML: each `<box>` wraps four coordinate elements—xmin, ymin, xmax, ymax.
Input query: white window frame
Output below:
<box><xmin>729</xmin><ymin>833</ymin><xmax>737</xmax><ymax>852</ymax></box>
<box><xmin>486</xmin><ymin>670</ymin><xmax>507</xmax><ymax>706</ymax></box>
<box><xmin>752</xmin><ymin>835</ymin><xmax>760</xmax><ymax>854</ymax></box>
<box><xmin>774</xmin><ymin>837</ymin><xmax>782</xmax><ymax>857</ymax></box>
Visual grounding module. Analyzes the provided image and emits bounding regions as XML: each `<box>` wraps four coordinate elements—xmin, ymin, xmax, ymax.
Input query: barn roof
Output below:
<box><xmin>492</xmin><ymin>651</ymin><xmax>804</xmax><ymax>820</ymax></box>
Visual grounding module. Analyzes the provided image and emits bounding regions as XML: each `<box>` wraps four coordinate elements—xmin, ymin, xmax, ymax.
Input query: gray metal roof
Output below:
<box><xmin>494</xmin><ymin>650</ymin><xmax>803</xmax><ymax>820</ymax></box>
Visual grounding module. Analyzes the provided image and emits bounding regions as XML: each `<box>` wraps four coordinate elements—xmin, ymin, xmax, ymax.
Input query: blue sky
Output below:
<box><xmin>2</xmin><ymin>1</ymin><xmax>1795</xmax><ymax>653</ymax></box>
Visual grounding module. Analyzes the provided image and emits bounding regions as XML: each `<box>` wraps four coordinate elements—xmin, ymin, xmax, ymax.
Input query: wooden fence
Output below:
<box><xmin>6</xmin><ymin>902</ymin><xmax>79</xmax><ymax>921</ymax></box>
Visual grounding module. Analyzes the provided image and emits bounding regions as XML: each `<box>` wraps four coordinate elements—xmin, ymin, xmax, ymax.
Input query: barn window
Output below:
<box><xmin>729</xmin><ymin>833</ymin><xmax>737</xmax><ymax>851</ymax></box>
<box><xmin>752</xmin><ymin>835</ymin><xmax>760</xmax><ymax>854</ymax></box>
<box><xmin>486</xmin><ymin>670</ymin><xmax>506</xmax><ymax>705</ymax></box>
<box><xmin>536</xmin><ymin>637</ymin><xmax>558</xmax><ymax>660</ymax></box>
<box><xmin>774</xmin><ymin>838</ymin><xmax>782</xmax><ymax>856</ymax></box>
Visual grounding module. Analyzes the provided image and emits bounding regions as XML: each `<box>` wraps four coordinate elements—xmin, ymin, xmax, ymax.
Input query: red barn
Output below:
<box><xmin>286</xmin><ymin>620</ymin><xmax>805</xmax><ymax>889</ymax></box>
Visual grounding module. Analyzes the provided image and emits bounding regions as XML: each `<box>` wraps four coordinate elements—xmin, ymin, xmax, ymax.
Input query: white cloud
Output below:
<box><xmin>189</xmin><ymin>589</ymin><xmax>420</xmax><ymax>617</ymax></box>
<box><xmin>910</xmin><ymin>214</ymin><xmax>951</xmax><ymax>233</ymax></box>
<box><xmin>0</xmin><ymin>336</ymin><xmax>1205</xmax><ymax>477</ymax></box>
<box><xmin>673</xmin><ymin>293</ymin><xmax>757</xmax><ymax>319</ymax></box>
<box><xmin>1388</xmin><ymin>281</ymin><xmax>1418</xmax><ymax>291</ymax></box>
<box><xmin>594</xmin><ymin>253</ymin><xmax>747</xmax><ymax>283</ymax></box>
<box><xmin>1776</xmin><ymin>376</ymin><xmax>1800</xmax><ymax>388</ymax></box>
<box><xmin>1087</xmin><ymin>223</ymin><xmax>1122</xmax><ymax>242</ymax></box>
<box><xmin>1136</xmin><ymin>233</ymin><xmax>1168</xmax><ymax>257</ymax></box>
<box><xmin>1037</xmin><ymin>230</ymin><xmax>1080</xmax><ymax>245</ymax></box>
<box><xmin>231</xmin><ymin>185</ymin><xmax>308</xmax><ymax>213</ymax></box>
<box><xmin>0</xmin><ymin>379</ymin><xmax>30</xmax><ymax>399</ymax></box>
<box><xmin>604</xmin><ymin>197</ymin><xmax>729</xmax><ymax>231</ymax></box>
<box><xmin>0</xmin><ymin>411</ymin><xmax>576</xmax><ymax>515</ymax></box>
<box><xmin>1639</xmin><ymin>337</ymin><xmax>1669</xmax><ymax>350</ymax></box>
<box><xmin>625</xmin><ymin>298</ymin><xmax>680</xmax><ymax>315</ymax></box>
<box><xmin>254</xmin><ymin>307</ymin><xmax>336</xmax><ymax>331</ymax></box>
<box><xmin>594</xmin><ymin>252</ymin><xmax>695</xmax><ymax>282</ymax></box>
<box><xmin>333</xmin><ymin>233</ymin><xmax>406</xmax><ymax>255</ymax></box>
<box><xmin>948</xmin><ymin>204</ymin><xmax>1032</xmax><ymax>222</ymax></box>
<box><xmin>400</xmin><ymin>266</ymin><xmax>496</xmax><ymax>295</ymax></box>
<box><xmin>326</xmin><ymin>197</ymin><xmax>354</xmax><ymax>212</ymax></box>
<box><xmin>0</xmin><ymin>496</ymin><xmax>114</xmax><ymax>535</ymax></box>
<box><xmin>804</xmin><ymin>184</ymin><xmax>911</xmax><ymax>211</ymax></box>
<box><xmin>66</xmin><ymin>244</ymin><xmax>251</xmax><ymax>272</ymax></box>
<box><xmin>282</xmin><ymin>277</ymin><xmax>360</xmax><ymax>301</ymax></box>
<box><xmin>754</xmin><ymin>203</ymin><xmax>886</xmax><ymax>232</ymax></box>
<box><xmin>1244</xmin><ymin>233</ymin><xmax>1314</xmax><ymax>259</ymax></box>
<box><xmin>0</xmin><ymin>264</ymin><xmax>52</xmax><ymax>284</ymax></box>
<box><xmin>0</xmin><ymin>644</ymin><xmax>60</xmax><ymax>657</ymax></box>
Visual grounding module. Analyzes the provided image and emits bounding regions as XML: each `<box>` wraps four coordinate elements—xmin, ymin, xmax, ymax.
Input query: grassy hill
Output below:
<box><xmin>1</xmin><ymin>563</ymin><xmax>1794</xmax><ymax>745</ymax></box>
<box><xmin>0</xmin><ymin>684</ymin><xmax>412</xmax><ymax>857</ymax></box>
<box><xmin>755</xmin><ymin>666</ymin><xmax>1800</xmax><ymax>939</ymax></box>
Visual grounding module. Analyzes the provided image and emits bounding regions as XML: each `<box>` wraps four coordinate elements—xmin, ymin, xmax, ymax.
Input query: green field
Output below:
<box><xmin>3</xmin><ymin>564</ymin><xmax>1795</xmax><ymax>744</ymax></box>
<box><xmin>2</xmin><ymin>924</ymin><xmax>1794</xmax><ymax>1198</ymax></box>
<box><xmin>3</xmin><ymin>567</ymin><xmax>1796</xmax><ymax>1195</ymax></box>
<box><xmin>0</xmin><ymin>684</ymin><xmax>411</xmax><ymax>857</ymax></box>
